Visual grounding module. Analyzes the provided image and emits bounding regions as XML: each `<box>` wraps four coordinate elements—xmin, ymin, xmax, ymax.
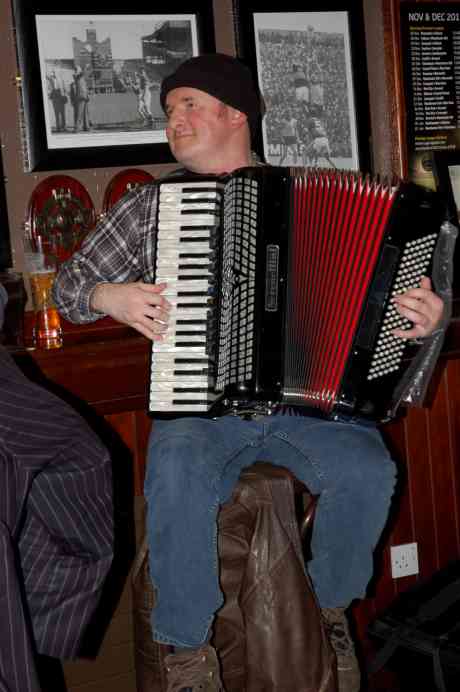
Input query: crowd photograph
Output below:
<box><xmin>253</xmin><ymin>11</ymin><xmax>360</xmax><ymax>170</ymax></box>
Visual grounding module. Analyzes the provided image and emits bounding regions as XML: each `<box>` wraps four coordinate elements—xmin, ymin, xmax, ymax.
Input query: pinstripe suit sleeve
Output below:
<box><xmin>0</xmin><ymin>345</ymin><xmax>114</xmax><ymax>690</ymax></box>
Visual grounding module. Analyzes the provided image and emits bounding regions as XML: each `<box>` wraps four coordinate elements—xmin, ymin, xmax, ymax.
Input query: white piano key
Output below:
<box><xmin>154</xmin><ymin>343</ymin><xmax>208</xmax><ymax>354</ymax></box>
<box><xmin>159</xmin><ymin>279</ymin><xmax>210</xmax><ymax>291</ymax></box>
<box><xmin>158</xmin><ymin>256</ymin><xmax>211</xmax><ymax>266</ymax></box>
<box><xmin>152</xmin><ymin>364</ymin><xmax>210</xmax><ymax>375</ymax></box>
<box><xmin>158</xmin><ymin>215</ymin><xmax>218</xmax><ymax>227</ymax></box>
<box><xmin>150</xmin><ymin>377</ymin><xmax>211</xmax><ymax>386</ymax></box>
<box><xmin>162</xmin><ymin>298</ymin><xmax>210</xmax><ymax>308</ymax></box>
<box><xmin>157</xmin><ymin>242</ymin><xmax>213</xmax><ymax>255</ymax></box>
<box><xmin>159</xmin><ymin>201</ymin><xmax>219</xmax><ymax>212</ymax></box>
<box><xmin>171</xmin><ymin>334</ymin><xmax>207</xmax><ymax>344</ymax></box>
<box><xmin>158</xmin><ymin>228</ymin><xmax>213</xmax><ymax>238</ymax></box>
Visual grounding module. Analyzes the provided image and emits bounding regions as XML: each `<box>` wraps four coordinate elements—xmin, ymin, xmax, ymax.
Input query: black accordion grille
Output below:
<box><xmin>216</xmin><ymin>177</ymin><xmax>259</xmax><ymax>389</ymax></box>
<box><xmin>367</xmin><ymin>233</ymin><xmax>437</xmax><ymax>380</ymax></box>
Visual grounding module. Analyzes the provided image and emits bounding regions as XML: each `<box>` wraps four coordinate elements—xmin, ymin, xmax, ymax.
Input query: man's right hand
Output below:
<box><xmin>90</xmin><ymin>281</ymin><xmax>171</xmax><ymax>341</ymax></box>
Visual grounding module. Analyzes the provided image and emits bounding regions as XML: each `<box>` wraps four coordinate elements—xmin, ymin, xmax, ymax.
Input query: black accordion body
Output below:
<box><xmin>149</xmin><ymin>166</ymin><xmax>445</xmax><ymax>420</ymax></box>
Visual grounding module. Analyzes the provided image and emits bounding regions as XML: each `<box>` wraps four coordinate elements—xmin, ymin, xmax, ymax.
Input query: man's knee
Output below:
<box><xmin>146</xmin><ymin>421</ymin><xmax>217</xmax><ymax>498</ymax></box>
<box><xmin>340</xmin><ymin>442</ymin><xmax>396</xmax><ymax>514</ymax></box>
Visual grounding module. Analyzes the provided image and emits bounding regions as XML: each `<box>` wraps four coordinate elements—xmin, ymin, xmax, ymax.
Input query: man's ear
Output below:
<box><xmin>229</xmin><ymin>108</ymin><xmax>248</xmax><ymax>130</ymax></box>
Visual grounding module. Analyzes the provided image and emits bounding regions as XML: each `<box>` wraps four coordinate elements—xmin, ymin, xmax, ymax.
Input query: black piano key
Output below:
<box><xmin>179</xmin><ymin>196</ymin><xmax>220</xmax><ymax>203</ymax></box>
<box><xmin>176</xmin><ymin>291</ymin><xmax>209</xmax><ymax>297</ymax></box>
<box><xmin>178</xmin><ymin>225</ymin><xmax>215</xmax><ymax>232</ymax></box>
<box><xmin>180</xmin><ymin>186</ymin><xmax>222</xmax><ymax>194</ymax></box>
<box><xmin>179</xmin><ymin>253</ymin><xmax>214</xmax><ymax>259</ymax></box>
<box><xmin>175</xmin><ymin>341</ymin><xmax>207</xmax><ymax>348</ymax></box>
<box><xmin>174</xmin><ymin>369</ymin><xmax>210</xmax><ymax>376</ymax></box>
<box><xmin>172</xmin><ymin>399</ymin><xmax>213</xmax><ymax>406</ymax></box>
<box><xmin>175</xmin><ymin>330</ymin><xmax>207</xmax><ymax>336</ymax></box>
<box><xmin>181</xmin><ymin>209</ymin><xmax>219</xmax><ymax>216</ymax></box>
<box><xmin>173</xmin><ymin>387</ymin><xmax>211</xmax><ymax>393</ymax></box>
<box><xmin>174</xmin><ymin>358</ymin><xmax>210</xmax><ymax>363</ymax></box>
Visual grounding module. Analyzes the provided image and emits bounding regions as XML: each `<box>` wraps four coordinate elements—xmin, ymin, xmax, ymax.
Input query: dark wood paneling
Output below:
<box><xmin>354</xmin><ymin>356</ymin><xmax>460</xmax><ymax>688</ymax></box>
<box><xmin>14</xmin><ymin>318</ymin><xmax>152</xmax><ymax>498</ymax></box>
<box><xmin>105</xmin><ymin>410</ymin><xmax>151</xmax><ymax>497</ymax></box>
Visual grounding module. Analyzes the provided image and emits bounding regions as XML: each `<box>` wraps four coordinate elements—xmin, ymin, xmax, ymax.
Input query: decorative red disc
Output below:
<box><xmin>102</xmin><ymin>168</ymin><xmax>155</xmax><ymax>213</ymax></box>
<box><xmin>27</xmin><ymin>175</ymin><xmax>96</xmax><ymax>266</ymax></box>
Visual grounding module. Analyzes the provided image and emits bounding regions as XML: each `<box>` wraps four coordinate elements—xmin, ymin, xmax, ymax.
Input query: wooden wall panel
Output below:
<box><xmin>426</xmin><ymin>367</ymin><xmax>460</xmax><ymax>566</ymax></box>
<box><xmin>103</xmin><ymin>410</ymin><xmax>152</xmax><ymax>497</ymax></box>
<box><xmin>352</xmin><ymin>356</ymin><xmax>460</xmax><ymax>687</ymax></box>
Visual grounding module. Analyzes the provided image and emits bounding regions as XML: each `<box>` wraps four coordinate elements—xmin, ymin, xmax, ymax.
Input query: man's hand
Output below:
<box><xmin>91</xmin><ymin>281</ymin><xmax>171</xmax><ymax>341</ymax></box>
<box><xmin>392</xmin><ymin>276</ymin><xmax>444</xmax><ymax>340</ymax></box>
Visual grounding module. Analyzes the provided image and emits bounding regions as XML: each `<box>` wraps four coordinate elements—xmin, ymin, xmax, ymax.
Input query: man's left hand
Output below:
<box><xmin>392</xmin><ymin>276</ymin><xmax>444</xmax><ymax>340</ymax></box>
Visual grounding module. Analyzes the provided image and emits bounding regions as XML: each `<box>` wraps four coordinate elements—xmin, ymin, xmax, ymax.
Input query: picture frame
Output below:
<box><xmin>233</xmin><ymin>0</ymin><xmax>370</xmax><ymax>172</ymax></box>
<box><xmin>399</xmin><ymin>3</ymin><xmax>460</xmax><ymax>189</ymax></box>
<box><xmin>11</xmin><ymin>1</ymin><xmax>216</xmax><ymax>172</ymax></box>
<box><xmin>432</xmin><ymin>149</ymin><xmax>460</xmax><ymax>303</ymax></box>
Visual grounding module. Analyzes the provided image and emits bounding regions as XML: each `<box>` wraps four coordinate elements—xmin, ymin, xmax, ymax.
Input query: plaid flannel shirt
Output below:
<box><xmin>53</xmin><ymin>172</ymin><xmax>186</xmax><ymax>324</ymax></box>
<box><xmin>53</xmin><ymin>159</ymin><xmax>263</xmax><ymax>324</ymax></box>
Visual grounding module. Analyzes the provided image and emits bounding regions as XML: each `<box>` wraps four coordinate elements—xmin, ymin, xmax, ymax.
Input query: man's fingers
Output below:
<box><xmin>137</xmin><ymin>282</ymin><xmax>172</xmax><ymax>311</ymax></box>
<box><xmin>132</xmin><ymin>321</ymin><xmax>166</xmax><ymax>341</ymax></box>
<box><xmin>391</xmin><ymin>275</ymin><xmax>444</xmax><ymax>339</ymax></box>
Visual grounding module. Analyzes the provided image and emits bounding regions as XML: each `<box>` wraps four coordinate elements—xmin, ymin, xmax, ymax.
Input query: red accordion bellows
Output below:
<box><xmin>286</xmin><ymin>170</ymin><xmax>396</xmax><ymax>413</ymax></box>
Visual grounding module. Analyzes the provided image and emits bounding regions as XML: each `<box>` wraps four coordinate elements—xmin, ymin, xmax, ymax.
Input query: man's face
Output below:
<box><xmin>165</xmin><ymin>87</ymin><xmax>232</xmax><ymax>172</ymax></box>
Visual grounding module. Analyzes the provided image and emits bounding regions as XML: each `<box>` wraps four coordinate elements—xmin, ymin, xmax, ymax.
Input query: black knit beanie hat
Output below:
<box><xmin>160</xmin><ymin>53</ymin><xmax>263</xmax><ymax>135</ymax></box>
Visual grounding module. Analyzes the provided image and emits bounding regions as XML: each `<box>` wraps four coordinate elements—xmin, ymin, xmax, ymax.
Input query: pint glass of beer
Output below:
<box><xmin>29</xmin><ymin>270</ymin><xmax>63</xmax><ymax>349</ymax></box>
<box><xmin>24</xmin><ymin>234</ymin><xmax>63</xmax><ymax>350</ymax></box>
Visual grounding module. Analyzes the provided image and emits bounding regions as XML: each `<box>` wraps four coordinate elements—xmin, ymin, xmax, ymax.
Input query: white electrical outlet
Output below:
<box><xmin>390</xmin><ymin>542</ymin><xmax>419</xmax><ymax>578</ymax></box>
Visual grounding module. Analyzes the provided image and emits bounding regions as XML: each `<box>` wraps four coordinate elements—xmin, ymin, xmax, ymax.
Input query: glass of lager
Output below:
<box><xmin>24</xmin><ymin>234</ymin><xmax>63</xmax><ymax>350</ymax></box>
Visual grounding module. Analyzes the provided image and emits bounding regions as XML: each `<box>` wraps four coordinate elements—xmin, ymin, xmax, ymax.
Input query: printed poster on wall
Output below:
<box><xmin>401</xmin><ymin>3</ymin><xmax>460</xmax><ymax>187</ymax></box>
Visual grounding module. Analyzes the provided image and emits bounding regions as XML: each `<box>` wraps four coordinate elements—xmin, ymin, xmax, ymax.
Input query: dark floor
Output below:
<box><xmin>364</xmin><ymin>654</ymin><xmax>460</xmax><ymax>691</ymax></box>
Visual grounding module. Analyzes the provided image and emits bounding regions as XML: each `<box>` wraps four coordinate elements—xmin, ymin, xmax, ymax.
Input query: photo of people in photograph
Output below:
<box><xmin>35</xmin><ymin>14</ymin><xmax>199</xmax><ymax>150</ymax></box>
<box><xmin>253</xmin><ymin>11</ymin><xmax>360</xmax><ymax>170</ymax></box>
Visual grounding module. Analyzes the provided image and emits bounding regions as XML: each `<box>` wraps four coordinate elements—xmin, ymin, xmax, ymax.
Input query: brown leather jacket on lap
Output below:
<box><xmin>132</xmin><ymin>463</ymin><xmax>337</xmax><ymax>692</ymax></box>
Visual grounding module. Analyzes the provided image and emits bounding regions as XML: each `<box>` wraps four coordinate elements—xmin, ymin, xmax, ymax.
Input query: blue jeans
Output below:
<box><xmin>144</xmin><ymin>413</ymin><xmax>396</xmax><ymax>648</ymax></box>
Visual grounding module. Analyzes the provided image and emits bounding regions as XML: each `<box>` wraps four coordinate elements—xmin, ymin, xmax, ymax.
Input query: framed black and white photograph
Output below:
<box><xmin>234</xmin><ymin>1</ymin><xmax>370</xmax><ymax>172</ymax></box>
<box><xmin>12</xmin><ymin>1</ymin><xmax>215</xmax><ymax>171</ymax></box>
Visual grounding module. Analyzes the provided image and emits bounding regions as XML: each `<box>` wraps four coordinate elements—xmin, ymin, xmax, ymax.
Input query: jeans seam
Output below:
<box><xmin>273</xmin><ymin>432</ymin><xmax>327</xmax><ymax>485</ymax></box>
<box><xmin>210</xmin><ymin>495</ymin><xmax>220</xmax><ymax>574</ymax></box>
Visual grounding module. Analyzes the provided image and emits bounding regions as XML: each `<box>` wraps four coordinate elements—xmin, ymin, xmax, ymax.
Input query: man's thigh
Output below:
<box><xmin>146</xmin><ymin>416</ymin><xmax>261</xmax><ymax>487</ymax></box>
<box><xmin>263</xmin><ymin>414</ymin><xmax>395</xmax><ymax>495</ymax></box>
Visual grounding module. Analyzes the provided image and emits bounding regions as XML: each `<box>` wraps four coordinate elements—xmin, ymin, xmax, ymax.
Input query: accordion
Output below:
<box><xmin>149</xmin><ymin>166</ymin><xmax>445</xmax><ymax>420</ymax></box>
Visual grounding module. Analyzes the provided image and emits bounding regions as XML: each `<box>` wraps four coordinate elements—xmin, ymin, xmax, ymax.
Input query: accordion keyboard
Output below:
<box><xmin>149</xmin><ymin>181</ymin><xmax>222</xmax><ymax>412</ymax></box>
